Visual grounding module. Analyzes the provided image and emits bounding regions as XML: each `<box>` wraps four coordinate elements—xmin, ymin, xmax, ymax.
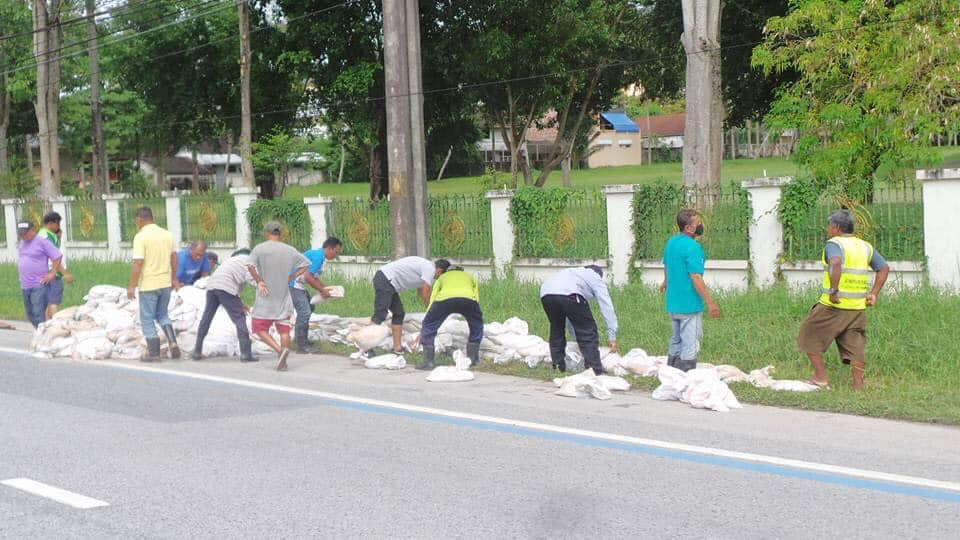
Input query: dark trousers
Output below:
<box><xmin>372</xmin><ymin>270</ymin><xmax>405</xmax><ymax>325</ymax></box>
<box><xmin>195</xmin><ymin>289</ymin><xmax>250</xmax><ymax>352</ymax></box>
<box><xmin>421</xmin><ymin>298</ymin><xmax>484</xmax><ymax>348</ymax></box>
<box><xmin>540</xmin><ymin>294</ymin><xmax>601</xmax><ymax>372</ymax></box>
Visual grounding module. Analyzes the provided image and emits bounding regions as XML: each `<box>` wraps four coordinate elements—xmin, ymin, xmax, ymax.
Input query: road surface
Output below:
<box><xmin>1</xmin><ymin>329</ymin><xmax>958</xmax><ymax>538</ymax></box>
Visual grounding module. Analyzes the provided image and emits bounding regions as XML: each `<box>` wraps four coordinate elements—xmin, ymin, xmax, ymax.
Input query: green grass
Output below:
<box><xmin>4</xmin><ymin>261</ymin><xmax>959</xmax><ymax>424</ymax></box>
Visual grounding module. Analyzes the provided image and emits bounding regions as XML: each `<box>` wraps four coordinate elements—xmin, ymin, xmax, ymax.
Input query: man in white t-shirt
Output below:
<box><xmin>371</xmin><ymin>256</ymin><xmax>449</xmax><ymax>355</ymax></box>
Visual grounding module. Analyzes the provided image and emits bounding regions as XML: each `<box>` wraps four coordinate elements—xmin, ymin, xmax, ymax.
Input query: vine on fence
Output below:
<box><xmin>779</xmin><ymin>177</ymin><xmax>875</xmax><ymax>260</ymax></box>
<box><xmin>245</xmin><ymin>198</ymin><xmax>312</xmax><ymax>251</ymax></box>
<box><xmin>631</xmin><ymin>182</ymin><xmax>683</xmax><ymax>262</ymax></box>
<box><xmin>509</xmin><ymin>187</ymin><xmax>581</xmax><ymax>257</ymax></box>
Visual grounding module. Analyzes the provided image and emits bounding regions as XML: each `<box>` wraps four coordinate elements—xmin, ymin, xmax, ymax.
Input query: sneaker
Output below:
<box><xmin>276</xmin><ymin>349</ymin><xmax>290</xmax><ymax>371</ymax></box>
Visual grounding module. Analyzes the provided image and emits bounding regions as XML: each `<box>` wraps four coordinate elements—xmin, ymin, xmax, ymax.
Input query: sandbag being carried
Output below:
<box><xmin>349</xmin><ymin>324</ymin><xmax>392</xmax><ymax>352</ymax></box>
<box><xmin>310</xmin><ymin>285</ymin><xmax>346</xmax><ymax>305</ymax></box>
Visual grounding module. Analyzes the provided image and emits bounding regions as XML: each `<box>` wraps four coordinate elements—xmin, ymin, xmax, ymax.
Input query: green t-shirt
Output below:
<box><xmin>38</xmin><ymin>228</ymin><xmax>63</xmax><ymax>277</ymax></box>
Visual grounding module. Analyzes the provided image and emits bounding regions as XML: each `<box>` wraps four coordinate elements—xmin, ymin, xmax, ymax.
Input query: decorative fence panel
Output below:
<box><xmin>66</xmin><ymin>195</ymin><xmax>109</xmax><ymax>242</ymax></box>
<box><xmin>181</xmin><ymin>193</ymin><xmax>236</xmax><ymax>244</ymax></box>
<box><xmin>514</xmin><ymin>188</ymin><xmax>609</xmax><ymax>259</ymax></box>
<box><xmin>120</xmin><ymin>195</ymin><xmax>166</xmax><ymax>242</ymax></box>
<box><xmin>327</xmin><ymin>197</ymin><xmax>392</xmax><ymax>257</ymax></box>
<box><xmin>429</xmin><ymin>193</ymin><xmax>492</xmax><ymax>258</ymax></box>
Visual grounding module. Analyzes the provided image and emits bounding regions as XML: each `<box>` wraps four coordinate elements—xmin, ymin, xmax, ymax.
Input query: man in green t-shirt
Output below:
<box><xmin>40</xmin><ymin>212</ymin><xmax>74</xmax><ymax>319</ymax></box>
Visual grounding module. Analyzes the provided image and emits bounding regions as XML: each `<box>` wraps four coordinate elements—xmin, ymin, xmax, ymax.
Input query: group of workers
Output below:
<box><xmin>17</xmin><ymin>203</ymin><xmax>888</xmax><ymax>390</ymax></box>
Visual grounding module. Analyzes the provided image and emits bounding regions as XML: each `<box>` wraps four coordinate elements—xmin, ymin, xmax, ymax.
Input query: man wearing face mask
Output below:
<box><xmin>660</xmin><ymin>208</ymin><xmax>720</xmax><ymax>372</ymax></box>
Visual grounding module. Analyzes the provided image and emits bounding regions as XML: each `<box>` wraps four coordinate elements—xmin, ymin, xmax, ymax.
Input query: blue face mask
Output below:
<box><xmin>694</xmin><ymin>224</ymin><xmax>704</xmax><ymax>236</ymax></box>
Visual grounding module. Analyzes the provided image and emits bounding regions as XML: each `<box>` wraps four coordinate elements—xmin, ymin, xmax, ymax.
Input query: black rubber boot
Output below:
<box><xmin>417</xmin><ymin>346</ymin><xmax>435</xmax><ymax>371</ymax></box>
<box><xmin>143</xmin><ymin>338</ymin><xmax>161</xmax><ymax>362</ymax></box>
<box><xmin>466</xmin><ymin>342</ymin><xmax>481</xmax><ymax>367</ymax></box>
<box><xmin>239</xmin><ymin>335</ymin><xmax>257</xmax><ymax>362</ymax></box>
<box><xmin>591</xmin><ymin>365</ymin><xmax>606</xmax><ymax>376</ymax></box>
<box><xmin>552</xmin><ymin>357</ymin><xmax>567</xmax><ymax>373</ymax></box>
<box><xmin>295</xmin><ymin>324</ymin><xmax>320</xmax><ymax>354</ymax></box>
<box><xmin>677</xmin><ymin>358</ymin><xmax>697</xmax><ymax>372</ymax></box>
<box><xmin>667</xmin><ymin>355</ymin><xmax>680</xmax><ymax>368</ymax></box>
<box><xmin>162</xmin><ymin>324</ymin><xmax>180</xmax><ymax>359</ymax></box>
<box><xmin>190</xmin><ymin>348</ymin><xmax>203</xmax><ymax>361</ymax></box>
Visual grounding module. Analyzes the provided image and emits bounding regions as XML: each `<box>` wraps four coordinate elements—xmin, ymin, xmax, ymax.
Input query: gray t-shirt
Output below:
<box><xmin>381</xmin><ymin>256</ymin><xmax>435</xmax><ymax>291</ymax></box>
<box><xmin>207</xmin><ymin>254</ymin><xmax>255</xmax><ymax>297</ymax></box>
<box><xmin>248</xmin><ymin>240</ymin><xmax>310</xmax><ymax>319</ymax></box>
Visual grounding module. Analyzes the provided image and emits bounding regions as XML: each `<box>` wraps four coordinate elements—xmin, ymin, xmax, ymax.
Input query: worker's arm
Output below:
<box><xmin>304</xmin><ymin>272</ymin><xmax>328</xmax><ymax>295</ymax></box>
<box><xmin>247</xmin><ymin>264</ymin><xmax>269</xmax><ymax>296</ymax></box>
<box><xmin>128</xmin><ymin>260</ymin><xmax>144</xmax><ymax>299</ymax></box>
<box><xmin>418</xmin><ymin>283</ymin><xmax>432</xmax><ymax>306</ymax></box>
<box><xmin>827</xmin><ymin>256</ymin><xmax>843</xmax><ymax>305</ymax></box>
<box><xmin>690</xmin><ymin>273</ymin><xmax>719</xmax><ymax>318</ymax></box>
<box><xmin>868</xmin><ymin>265</ymin><xmax>890</xmax><ymax>306</ymax></box>
<box><xmin>593</xmin><ymin>281</ymin><xmax>619</xmax><ymax>353</ymax></box>
<box><xmin>171</xmin><ymin>251</ymin><xmax>180</xmax><ymax>289</ymax></box>
<box><xmin>660</xmin><ymin>275</ymin><xmax>667</xmax><ymax>293</ymax></box>
<box><xmin>42</xmin><ymin>257</ymin><xmax>63</xmax><ymax>285</ymax></box>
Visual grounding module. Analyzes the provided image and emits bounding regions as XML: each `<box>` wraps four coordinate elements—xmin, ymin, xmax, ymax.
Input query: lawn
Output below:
<box><xmin>5</xmin><ymin>260</ymin><xmax>959</xmax><ymax>425</ymax></box>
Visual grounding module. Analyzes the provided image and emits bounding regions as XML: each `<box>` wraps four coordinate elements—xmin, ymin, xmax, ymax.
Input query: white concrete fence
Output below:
<box><xmin>2</xmin><ymin>168</ymin><xmax>957</xmax><ymax>292</ymax></box>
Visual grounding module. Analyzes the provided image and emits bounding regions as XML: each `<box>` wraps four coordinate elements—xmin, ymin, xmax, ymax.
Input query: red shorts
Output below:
<box><xmin>251</xmin><ymin>318</ymin><xmax>291</xmax><ymax>335</ymax></box>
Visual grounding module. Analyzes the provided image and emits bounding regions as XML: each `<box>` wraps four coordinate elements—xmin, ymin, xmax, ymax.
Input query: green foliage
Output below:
<box><xmin>753</xmin><ymin>0</ymin><xmax>959</xmax><ymax>194</ymax></box>
<box><xmin>509</xmin><ymin>186</ymin><xmax>608</xmax><ymax>258</ymax></box>
<box><xmin>118</xmin><ymin>170</ymin><xmax>157</xmax><ymax>195</ymax></box>
<box><xmin>779</xmin><ymin>176</ymin><xmax>823</xmax><ymax>260</ymax></box>
<box><xmin>476</xmin><ymin>166</ymin><xmax>503</xmax><ymax>192</ymax></box>
<box><xmin>0</xmin><ymin>160</ymin><xmax>36</xmax><ymax>198</ymax></box>
<box><xmin>245</xmin><ymin>198</ymin><xmax>312</xmax><ymax>251</ymax></box>
<box><xmin>251</xmin><ymin>129</ymin><xmax>326</xmax><ymax>197</ymax></box>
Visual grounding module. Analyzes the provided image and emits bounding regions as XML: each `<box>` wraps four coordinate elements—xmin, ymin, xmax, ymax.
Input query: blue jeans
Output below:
<box><xmin>667</xmin><ymin>312</ymin><xmax>703</xmax><ymax>361</ymax></box>
<box><xmin>139</xmin><ymin>288</ymin><xmax>172</xmax><ymax>339</ymax></box>
<box><xmin>22</xmin><ymin>286</ymin><xmax>49</xmax><ymax>328</ymax></box>
<box><xmin>290</xmin><ymin>287</ymin><xmax>313</xmax><ymax>328</ymax></box>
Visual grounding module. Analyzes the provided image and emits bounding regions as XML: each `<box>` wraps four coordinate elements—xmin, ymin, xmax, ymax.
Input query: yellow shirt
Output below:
<box><xmin>132</xmin><ymin>223</ymin><xmax>175</xmax><ymax>292</ymax></box>
<box><xmin>429</xmin><ymin>270</ymin><xmax>479</xmax><ymax>306</ymax></box>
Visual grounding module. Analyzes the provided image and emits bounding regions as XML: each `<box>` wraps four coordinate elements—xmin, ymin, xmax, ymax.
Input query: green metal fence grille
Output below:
<box><xmin>181</xmin><ymin>193</ymin><xmax>236</xmax><ymax>244</ymax></box>
<box><xmin>514</xmin><ymin>188</ymin><xmax>609</xmax><ymax>259</ymax></box>
<box><xmin>429</xmin><ymin>193</ymin><xmax>492</xmax><ymax>258</ymax></box>
<box><xmin>328</xmin><ymin>197</ymin><xmax>392</xmax><ymax>257</ymax></box>
<box><xmin>121</xmin><ymin>195</ymin><xmax>166</xmax><ymax>242</ymax></box>
<box><xmin>66</xmin><ymin>196</ymin><xmax>108</xmax><ymax>242</ymax></box>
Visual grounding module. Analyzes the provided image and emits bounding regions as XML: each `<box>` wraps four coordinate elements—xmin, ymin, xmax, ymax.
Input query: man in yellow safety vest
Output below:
<box><xmin>797</xmin><ymin>210</ymin><xmax>889</xmax><ymax>391</ymax></box>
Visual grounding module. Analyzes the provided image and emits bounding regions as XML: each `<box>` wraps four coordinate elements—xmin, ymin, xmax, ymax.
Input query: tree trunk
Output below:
<box><xmin>368</xmin><ymin>110</ymin><xmax>388</xmax><ymax>200</ymax></box>
<box><xmin>191</xmin><ymin>148</ymin><xmax>200</xmax><ymax>193</ymax></box>
<box><xmin>680</xmin><ymin>0</ymin><xmax>723</xmax><ymax>198</ymax></box>
<box><xmin>337</xmin><ymin>141</ymin><xmax>346</xmax><ymax>184</ymax></box>
<box><xmin>222</xmin><ymin>131</ymin><xmax>233</xmax><ymax>191</ymax></box>
<box><xmin>645</xmin><ymin>113</ymin><xmax>653</xmax><ymax>165</ymax></box>
<box><xmin>155</xmin><ymin>148</ymin><xmax>166</xmax><ymax>189</ymax></box>
<box><xmin>33</xmin><ymin>0</ymin><xmax>64</xmax><ymax>199</ymax></box>
<box><xmin>561</xmin><ymin>154</ymin><xmax>572</xmax><ymax>187</ymax></box>
<box><xmin>436</xmin><ymin>146</ymin><xmax>453</xmax><ymax>181</ymax></box>
<box><xmin>0</xmin><ymin>77</ymin><xmax>9</xmax><ymax>176</ymax></box>
<box><xmin>238</xmin><ymin>0</ymin><xmax>255</xmax><ymax>188</ymax></box>
<box><xmin>26</xmin><ymin>134</ymin><xmax>33</xmax><ymax>171</ymax></box>
<box><xmin>86</xmin><ymin>0</ymin><xmax>108</xmax><ymax>198</ymax></box>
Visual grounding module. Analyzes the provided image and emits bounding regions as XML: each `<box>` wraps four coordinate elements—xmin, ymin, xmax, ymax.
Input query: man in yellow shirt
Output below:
<box><xmin>126</xmin><ymin>207</ymin><xmax>178</xmax><ymax>362</ymax></box>
<box><xmin>417</xmin><ymin>265</ymin><xmax>484</xmax><ymax>370</ymax></box>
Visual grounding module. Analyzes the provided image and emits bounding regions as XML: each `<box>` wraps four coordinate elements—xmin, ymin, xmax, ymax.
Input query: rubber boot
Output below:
<box><xmin>161</xmin><ymin>324</ymin><xmax>180</xmax><ymax>359</ymax></box>
<box><xmin>466</xmin><ymin>342</ymin><xmax>481</xmax><ymax>368</ymax></box>
<box><xmin>417</xmin><ymin>346</ymin><xmax>435</xmax><ymax>371</ymax></box>
<box><xmin>667</xmin><ymin>355</ymin><xmax>680</xmax><ymax>368</ymax></box>
<box><xmin>295</xmin><ymin>324</ymin><xmax>320</xmax><ymax>354</ymax></box>
<box><xmin>552</xmin><ymin>357</ymin><xmax>567</xmax><ymax>373</ymax></box>
<box><xmin>143</xmin><ymin>337</ymin><xmax>161</xmax><ymax>362</ymax></box>
<box><xmin>677</xmin><ymin>358</ymin><xmax>697</xmax><ymax>372</ymax></box>
<box><xmin>239</xmin><ymin>334</ymin><xmax>257</xmax><ymax>363</ymax></box>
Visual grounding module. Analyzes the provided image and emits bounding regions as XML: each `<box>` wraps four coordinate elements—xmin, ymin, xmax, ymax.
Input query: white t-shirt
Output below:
<box><xmin>381</xmin><ymin>256</ymin><xmax>435</xmax><ymax>291</ymax></box>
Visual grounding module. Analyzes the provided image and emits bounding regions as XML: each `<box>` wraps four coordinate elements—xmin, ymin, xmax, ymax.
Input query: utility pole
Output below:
<box><xmin>85</xmin><ymin>0</ymin><xmax>108</xmax><ymax>197</ymax></box>
<box><xmin>238</xmin><ymin>0</ymin><xmax>255</xmax><ymax>189</ymax></box>
<box><xmin>383</xmin><ymin>0</ymin><xmax>429</xmax><ymax>257</ymax></box>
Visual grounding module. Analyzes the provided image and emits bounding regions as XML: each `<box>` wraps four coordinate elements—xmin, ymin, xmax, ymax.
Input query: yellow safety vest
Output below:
<box><xmin>819</xmin><ymin>235</ymin><xmax>874</xmax><ymax>310</ymax></box>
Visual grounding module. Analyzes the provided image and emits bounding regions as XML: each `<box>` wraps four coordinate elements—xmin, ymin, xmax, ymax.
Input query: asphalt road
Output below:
<box><xmin>1</xmin><ymin>329</ymin><xmax>958</xmax><ymax>539</ymax></box>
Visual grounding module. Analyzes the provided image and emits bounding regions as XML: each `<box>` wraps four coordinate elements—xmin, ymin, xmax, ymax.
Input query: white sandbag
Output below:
<box><xmin>112</xmin><ymin>345</ymin><xmax>144</xmax><ymax>360</ymax></box>
<box><xmin>716</xmin><ymin>364</ymin><xmax>749</xmax><ymax>383</ymax></box>
<box><xmin>452</xmin><ymin>349</ymin><xmax>472</xmax><ymax>370</ymax></box>
<box><xmin>769</xmin><ymin>380</ymin><xmax>819</xmax><ymax>392</ymax></box>
<box><xmin>426</xmin><ymin>366</ymin><xmax>475</xmax><ymax>382</ymax></box>
<box><xmin>553</xmin><ymin>371</ymin><xmax>613</xmax><ymax>400</ymax></box>
<box><xmin>84</xmin><ymin>285</ymin><xmax>126</xmax><ymax>303</ymax></box>
<box><xmin>310</xmin><ymin>285</ymin><xmax>345</xmax><ymax>305</ymax></box>
<box><xmin>682</xmin><ymin>368</ymin><xmax>742</xmax><ymax>412</ymax></box>
<box><xmin>502</xmin><ymin>317</ymin><xmax>529</xmax><ymax>335</ymax></box>
<box><xmin>349</xmin><ymin>324</ymin><xmax>392</xmax><ymax>352</ymax></box>
<box><xmin>193</xmin><ymin>277</ymin><xmax>209</xmax><ymax>289</ymax></box>
<box><xmin>596</xmin><ymin>375</ymin><xmax>631</xmax><ymax>392</ymax></box>
<box><xmin>747</xmin><ymin>365</ymin><xmax>776</xmax><ymax>388</ymax></box>
<box><xmin>651</xmin><ymin>365</ymin><xmax>688</xmax><ymax>402</ymax></box>
<box><xmin>72</xmin><ymin>337</ymin><xmax>114</xmax><ymax>360</ymax></box>
<box><xmin>364</xmin><ymin>353</ymin><xmax>406</xmax><ymax>370</ymax></box>
<box><xmin>51</xmin><ymin>306</ymin><xmax>80</xmax><ymax>321</ymax></box>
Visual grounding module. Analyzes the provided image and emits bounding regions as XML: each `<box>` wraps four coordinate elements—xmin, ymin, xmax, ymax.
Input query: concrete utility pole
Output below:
<box><xmin>383</xmin><ymin>0</ymin><xmax>430</xmax><ymax>257</ymax></box>
<box><xmin>238</xmin><ymin>0</ymin><xmax>255</xmax><ymax>189</ymax></box>
<box><xmin>86</xmin><ymin>0</ymin><xmax>108</xmax><ymax>197</ymax></box>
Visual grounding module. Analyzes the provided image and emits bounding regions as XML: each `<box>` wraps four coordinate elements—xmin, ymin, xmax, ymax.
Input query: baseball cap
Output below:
<box><xmin>16</xmin><ymin>221</ymin><xmax>34</xmax><ymax>234</ymax></box>
<box><xmin>263</xmin><ymin>221</ymin><xmax>283</xmax><ymax>235</ymax></box>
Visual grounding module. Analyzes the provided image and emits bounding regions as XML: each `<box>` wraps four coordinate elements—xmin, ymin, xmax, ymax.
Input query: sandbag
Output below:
<box><xmin>596</xmin><ymin>375</ymin><xmax>631</xmax><ymax>392</ymax></box>
<box><xmin>310</xmin><ymin>285</ymin><xmax>346</xmax><ymax>305</ymax></box>
<box><xmin>72</xmin><ymin>337</ymin><xmax>113</xmax><ymax>360</ymax></box>
<box><xmin>364</xmin><ymin>353</ymin><xmax>406</xmax><ymax>370</ymax></box>
<box><xmin>426</xmin><ymin>366</ymin><xmax>475</xmax><ymax>382</ymax></box>
<box><xmin>553</xmin><ymin>371</ymin><xmax>612</xmax><ymax>400</ymax></box>
<box><xmin>349</xmin><ymin>324</ymin><xmax>392</xmax><ymax>352</ymax></box>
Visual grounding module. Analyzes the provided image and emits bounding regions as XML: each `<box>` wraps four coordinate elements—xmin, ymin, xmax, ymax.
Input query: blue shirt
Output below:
<box><xmin>663</xmin><ymin>233</ymin><xmax>706</xmax><ymax>314</ymax></box>
<box><xmin>289</xmin><ymin>249</ymin><xmax>326</xmax><ymax>290</ymax></box>
<box><xmin>176</xmin><ymin>248</ymin><xmax>211</xmax><ymax>285</ymax></box>
<box><xmin>540</xmin><ymin>267</ymin><xmax>618</xmax><ymax>341</ymax></box>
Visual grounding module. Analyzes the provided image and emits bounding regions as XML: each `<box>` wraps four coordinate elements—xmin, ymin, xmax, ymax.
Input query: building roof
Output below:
<box><xmin>175</xmin><ymin>151</ymin><xmax>242</xmax><ymax>167</ymax></box>
<box><xmin>600</xmin><ymin>112</ymin><xmax>639</xmax><ymax>133</ymax></box>
<box><xmin>144</xmin><ymin>157</ymin><xmax>214</xmax><ymax>176</ymax></box>
<box><xmin>637</xmin><ymin>112</ymin><xmax>686</xmax><ymax>137</ymax></box>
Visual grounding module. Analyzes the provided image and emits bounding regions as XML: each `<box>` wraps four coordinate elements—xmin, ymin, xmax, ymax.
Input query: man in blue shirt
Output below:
<box><xmin>661</xmin><ymin>209</ymin><xmax>720</xmax><ymax>372</ymax></box>
<box><xmin>175</xmin><ymin>240</ymin><xmax>211</xmax><ymax>287</ymax></box>
<box><xmin>539</xmin><ymin>265</ymin><xmax>618</xmax><ymax>375</ymax></box>
<box><xmin>289</xmin><ymin>237</ymin><xmax>342</xmax><ymax>353</ymax></box>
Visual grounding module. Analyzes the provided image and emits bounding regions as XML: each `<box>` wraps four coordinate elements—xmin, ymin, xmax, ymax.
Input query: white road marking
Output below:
<box><xmin>5</xmin><ymin>346</ymin><xmax>959</xmax><ymax>495</ymax></box>
<box><xmin>1</xmin><ymin>478</ymin><xmax>109</xmax><ymax>509</ymax></box>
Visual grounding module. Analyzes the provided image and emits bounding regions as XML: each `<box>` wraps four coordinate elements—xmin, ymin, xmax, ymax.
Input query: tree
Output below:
<box><xmin>32</xmin><ymin>0</ymin><xmax>66</xmax><ymax>198</ymax></box>
<box><xmin>251</xmin><ymin>129</ymin><xmax>325</xmax><ymax>197</ymax></box>
<box><xmin>752</xmin><ymin>0</ymin><xmax>960</xmax><ymax>197</ymax></box>
<box><xmin>0</xmin><ymin>0</ymin><xmax>33</xmax><ymax>176</ymax></box>
<box><xmin>84</xmin><ymin>0</ymin><xmax>108</xmax><ymax>197</ymax></box>
<box><xmin>680</xmin><ymin>0</ymin><xmax>723</xmax><ymax>191</ymax></box>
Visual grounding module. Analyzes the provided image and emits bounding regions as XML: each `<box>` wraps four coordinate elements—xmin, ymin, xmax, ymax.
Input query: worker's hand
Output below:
<box><xmin>127</xmin><ymin>286</ymin><xmax>136</xmax><ymax>300</ymax></box>
<box><xmin>242</xmin><ymin>305</ymin><xmax>250</xmax><ymax>314</ymax></box>
<box><xmin>257</xmin><ymin>281</ymin><xmax>270</xmax><ymax>297</ymax></box>
<box><xmin>866</xmin><ymin>293</ymin><xmax>878</xmax><ymax>307</ymax></box>
<box><xmin>63</xmin><ymin>272</ymin><xmax>74</xmax><ymax>285</ymax></box>
<box><xmin>173</xmin><ymin>280</ymin><xmax>183</xmax><ymax>290</ymax></box>
<box><xmin>319</xmin><ymin>287</ymin><xmax>332</xmax><ymax>299</ymax></box>
<box><xmin>608</xmin><ymin>340</ymin><xmax>618</xmax><ymax>354</ymax></box>
<box><xmin>659</xmin><ymin>281</ymin><xmax>666</xmax><ymax>294</ymax></box>
<box><xmin>829</xmin><ymin>292</ymin><xmax>840</xmax><ymax>305</ymax></box>
<box><xmin>707</xmin><ymin>302</ymin><xmax>720</xmax><ymax>319</ymax></box>
<box><xmin>41</xmin><ymin>271</ymin><xmax>55</xmax><ymax>285</ymax></box>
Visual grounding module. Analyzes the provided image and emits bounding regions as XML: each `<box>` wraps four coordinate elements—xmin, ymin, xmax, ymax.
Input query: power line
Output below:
<box><xmin>0</xmin><ymin>0</ymin><xmax>168</xmax><ymax>45</ymax></box>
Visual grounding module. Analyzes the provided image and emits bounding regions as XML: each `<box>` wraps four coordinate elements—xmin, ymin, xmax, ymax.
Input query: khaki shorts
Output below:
<box><xmin>797</xmin><ymin>303</ymin><xmax>867</xmax><ymax>364</ymax></box>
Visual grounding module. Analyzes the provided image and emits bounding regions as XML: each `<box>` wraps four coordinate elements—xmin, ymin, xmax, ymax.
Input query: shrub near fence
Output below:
<box><xmin>429</xmin><ymin>193</ymin><xmax>492</xmax><ymax>258</ymax></box>
<box><xmin>511</xmin><ymin>187</ymin><xmax>608</xmax><ymax>259</ymax></box>
<box><xmin>66</xmin><ymin>195</ymin><xmax>108</xmax><ymax>242</ymax></box>
<box><xmin>783</xmin><ymin>184</ymin><xmax>924</xmax><ymax>261</ymax></box>
<box><xmin>121</xmin><ymin>194</ymin><xmax>166</xmax><ymax>242</ymax></box>
<box><xmin>181</xmin><ymin>192</ymin><xmax>236</xmax><ymax>244</ymax></box>
<box><xmin>245</xmin><ymin>198</ymin><xmax>312</xmax><ymax>251</ymax></box>
<box><xmin>328</xmin><ymin>197</ymin><xmax>392</xmax><ymax>257</ymax></box>
<box><xmin>632</xmin><ymin>182</ymin><xmax>751</xmax><ymax>260</ymax></box>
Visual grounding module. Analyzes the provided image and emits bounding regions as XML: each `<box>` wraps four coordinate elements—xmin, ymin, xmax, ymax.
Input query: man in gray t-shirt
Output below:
<box><xmin>371</xmin><ymin>256</ymin><xmax>449</xmax><ymax>355</ymax></box>
<box><xmin>247</xmin><ymin>222</ymin><xmax>320</xmax><ymax>371</ymax></box>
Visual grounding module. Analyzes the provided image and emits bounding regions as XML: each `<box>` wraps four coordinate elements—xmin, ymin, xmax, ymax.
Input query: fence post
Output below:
<box><xmin>162</xmin><ymin>190</ymin><xmax>183</xmax><ymax>247</ymax></box>
<box><xmin>1</xmin><ymin>198</ymin><xmax>19</xmax><ymax>259</ymax></box>
<box><xmin>303</xmin><ymin>196</ymin><xmax>332</xmax><ymax>247</ymax></box>
<box><xmin>230</xmin><ymin>186</ymin><xmax>260</xmax><ymax>249</ymax></box>
<box><xmin>601</xmin><ymin>185</ymin><xmax>637</xmax><ymax>286</ymax></box>
<box><xmin>741</xmin><ymin>176</ymin><xmax>791</xmax><ymax>288</ymax></box>
<box><xmin>102</xmin><ymin>193</ymin><xmax>129</xmax><ymax>259</ymax></box>
<box><xmin>917</xmin><ymin>167</ymin><xmax>960</xmax><ymax>290</ymax></box>
<box><xmin>485</xmin><ymin>189</ymin><xmax>514</xmax><ymax>277</ymax></box>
